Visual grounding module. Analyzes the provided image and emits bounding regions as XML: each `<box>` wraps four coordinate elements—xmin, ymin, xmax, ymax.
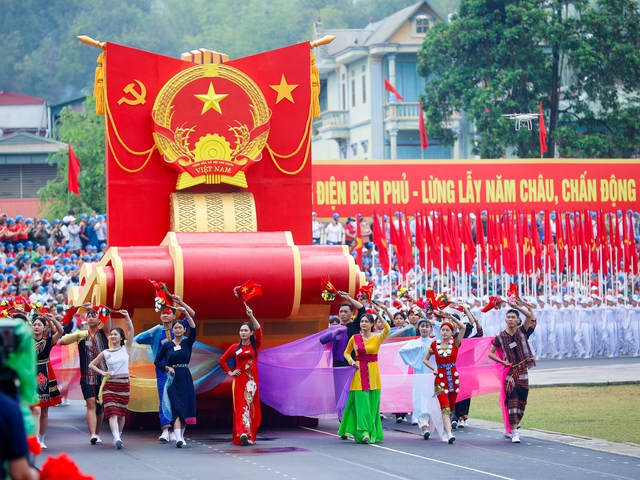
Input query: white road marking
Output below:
<box><xmin>300</xmin><ymin>426</ymin><xmax>515</xmax><ymax>480</ymax></box>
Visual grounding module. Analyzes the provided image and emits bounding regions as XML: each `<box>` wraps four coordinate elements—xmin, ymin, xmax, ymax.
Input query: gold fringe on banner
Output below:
<box><xmin>94</xmin><ymin>52</ymin><xmax>105</xmax><ymax>115</ymax></box>
<box><xmin>310</xmin><ymin>52</ymin><xmax>321</xmax><ymax>118</ymax></box>
<box><xmin>308</xmin><ymin>35</ymin><xmax>334</xmax><ymax>119</ymax></box>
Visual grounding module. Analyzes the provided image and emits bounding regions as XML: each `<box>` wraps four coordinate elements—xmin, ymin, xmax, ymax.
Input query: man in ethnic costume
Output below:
<box><xmin>488</xmin><ymin>302</ymin><xmax>537</xmax><ymax>444</ymax></box>
<box><xmin>59</xmin><ymin>304</ymin><xmax>112</xmax><ymax>445</ymax></box>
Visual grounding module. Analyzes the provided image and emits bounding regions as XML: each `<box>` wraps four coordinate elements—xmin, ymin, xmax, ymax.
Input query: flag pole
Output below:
<box><xmin>461</xmin><ymin>247</ymin><xmax>466</xmax><ymax>299</ymax></box>
<box><xmin>477</xmin><ymin>243</ymin><xmax>482</xmax><ymax>300</ymax></box>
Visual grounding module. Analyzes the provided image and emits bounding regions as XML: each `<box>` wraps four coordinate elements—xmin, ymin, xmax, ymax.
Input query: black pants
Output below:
<box><xmin>453</xmin><ymin>398</ymin><xmax>471</xmax><ymax>420</ymax></box>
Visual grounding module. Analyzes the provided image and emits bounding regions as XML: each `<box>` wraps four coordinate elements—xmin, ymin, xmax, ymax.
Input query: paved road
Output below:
<box><xmin>530</xmin><ymin>355</ymin><xmax>640</xmax><ymax>386</ymax></box>
<box><xmin>534</xmin><ymin>355</ymin><xmax>640</xmax><ymax>370</ymax></box>
<box><xmin>37</xmin><ymin>400</ymin><xmax>640</xmax><ymax>480</ymax></box>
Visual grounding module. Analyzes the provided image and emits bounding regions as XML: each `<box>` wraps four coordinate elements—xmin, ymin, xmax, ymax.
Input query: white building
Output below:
<box><xmin>312</xmin><ymin>0</ymin><xmax>470</xmax><ymax>161</ymax></box>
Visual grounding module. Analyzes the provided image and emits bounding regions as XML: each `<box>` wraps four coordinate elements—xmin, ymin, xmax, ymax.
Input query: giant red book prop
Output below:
<box><xmin>69</xmin><ymin>37</ymin><xmax>363</xmax><ymax>424</ymax></box>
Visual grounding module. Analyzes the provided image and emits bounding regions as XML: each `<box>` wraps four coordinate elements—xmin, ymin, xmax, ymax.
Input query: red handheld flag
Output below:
<box><xmin>68</xmin><ymin>143</ymin><xmax>81</xmax><ymax>198</ymax></box>
<box><xmin>61</xmin><ymin>306</ymin><xmax>80</xmax><ymax>325</ymax></box>
<box><xmin>384</xmin><ymin>78</ymin><xmax>404</xmax><ymax>101</ymax></box>
<box><xmin>233</xmin><ymin>279</ymin><xmax>262</xmax><ymax>302</ymax></box>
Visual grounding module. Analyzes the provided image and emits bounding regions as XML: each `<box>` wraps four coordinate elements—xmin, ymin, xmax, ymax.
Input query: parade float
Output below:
<box><xmin>66</xmin><ymin>36</ymin><xmax>364</xmax><ymax>426</ymax></box>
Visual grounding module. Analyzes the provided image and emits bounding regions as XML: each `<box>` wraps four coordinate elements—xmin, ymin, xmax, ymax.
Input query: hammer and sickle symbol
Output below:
<box><xmin>117</xmin><ymin>79</ymin><xmax>147</xmax><ymax>106</ymax></box>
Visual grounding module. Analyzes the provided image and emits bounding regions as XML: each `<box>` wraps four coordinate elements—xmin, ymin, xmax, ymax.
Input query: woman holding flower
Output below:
<box><xmin>423</xmin><ymin>312</ymin><xmax>466</xmax><ymax>444</ymax></box>
<box><xmin>220</xmin><ymin>304</ymin><xmax>262</xmax><ymax>446</ymax></box>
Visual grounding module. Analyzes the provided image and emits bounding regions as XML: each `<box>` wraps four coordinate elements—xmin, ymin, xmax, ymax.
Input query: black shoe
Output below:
<box><xmin>451</xmin><ymin>420</ymin><xmax>458</xmax><ymax>429</ymax></box>
<box><xmin>340</xmin><ymin>435</ymin><xmax>348</xmax><ymax>440</ymax></box>
<box><xmin>423</xmin><ymin>431</ymin><xmax>430</xmax><ymax>440</ymax></box>
<box><xmin>448</xmin><ymin>433</ymin><xmax>456</xmax><ymax>444</ymax></box>
<box><xmin>240</xmin><ymin>433</ymin><xmax>249</xmax><ymax>446</ymax></box>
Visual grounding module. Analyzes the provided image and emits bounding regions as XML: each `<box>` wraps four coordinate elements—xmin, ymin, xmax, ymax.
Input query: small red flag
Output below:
<box><xmin>391</xmin><ymin>215</ymin><xmax>407</xmax><ymax>273</ymax></box>
<box><xmin>233</xmin><ymin>280</ymin><xmax>262</xmax><ymax>302</ymax></box>
<box><xmin>372</xmin><ymin>211</ymin><xmax>390</xmax><ymax>273</ymax></box>
<box><xmin>415</xmin><ymin>212</ymin><xmax>425</xmax><ymax>261</ymax></box>
<box><xmin>419</xmin><ymin>100</ymin><xmax>429</xmax><ymax>149</ymax></box>
<box><xmin>544</xmin><ymin>210</ymin><xmax>555</xmax><ymax>272</ymax></box>
<box><xmin>68</xmin><ymin>143</ymin><xmax>81</xmax><ymax>198</ymax></box>
<box><xmin>384</xmin><ymin>78</ymin><xmax>404</xmax><ymax>101</ymax></box>
<box><xmin>461</xmin><ymin>212</ymin><xmax>475</xmax><ymax>270</ymax></box>
<box><xmin>475</xmin><ymin>210</ymin><xmax>486</xmax><ymax>268</ymax></box>
<box><xmin>539</xmin><ymin>101</ymin><xmax>547</xmax><ymax>157</ymax></box>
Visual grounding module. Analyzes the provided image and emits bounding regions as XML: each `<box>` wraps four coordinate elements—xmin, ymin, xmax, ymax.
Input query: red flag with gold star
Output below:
<box><xmin>233</xmin><ymin>280</ymin><xmax>262</xmax><ymax>302</ymax></box>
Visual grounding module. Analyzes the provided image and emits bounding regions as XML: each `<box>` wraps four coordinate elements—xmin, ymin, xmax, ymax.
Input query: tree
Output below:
<box><xmin>417</xmin><ymin>0</ymin><xmax>640</xmax><ymax>159</ymax></box>
<box><xmin>39</xmin><ymin>97</ymin><xmax>106</xmax><ymax>219</ymax></box>
<box><xmin>418</xmin><ymin>0</ymin><xmax>552</xmax><ymax>158</ymax></box>
<box><xmin>2</xmin><ymin>0</ymin><xmax>454</xmax><ymax>105</ymax></box>
<box><xmin>554</xmin><ymin>0</ymin><xmax>640</xmax><ymax>158</ymax></box>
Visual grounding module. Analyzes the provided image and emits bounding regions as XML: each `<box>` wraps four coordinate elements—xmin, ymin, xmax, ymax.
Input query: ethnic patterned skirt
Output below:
<box><xmin>102</xmin><ymin>377</ymin><xmax>130</xmax><ymax>418</ymax></box>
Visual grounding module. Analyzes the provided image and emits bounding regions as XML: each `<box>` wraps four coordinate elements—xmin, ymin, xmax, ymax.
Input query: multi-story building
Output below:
<box><xmin>312</xmin><ymin>0</ymin><xmax>470</xmax><ymax>161</ymax></box>
<box><xmin>0</xmin><ymin>91</ymin><xmax>66</xmax><ymax>216</ymax></box>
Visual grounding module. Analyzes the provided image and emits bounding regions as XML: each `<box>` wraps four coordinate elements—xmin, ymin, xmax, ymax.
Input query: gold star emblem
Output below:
<box><xmin>194</xmin><ymin>82</ymin><xmax>228</xmax><ymax>115</ymax></box>
<box><xmin>269</xmin><ymin>74</ymin><xmax>298</xmax><ymax>104</ymax></box>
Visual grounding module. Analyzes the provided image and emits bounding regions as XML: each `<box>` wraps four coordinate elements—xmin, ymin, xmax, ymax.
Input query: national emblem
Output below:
<box><xmin>151</xmin><ymin>63</ymin><xmax>271</xmax><ymax>189</ymax></box>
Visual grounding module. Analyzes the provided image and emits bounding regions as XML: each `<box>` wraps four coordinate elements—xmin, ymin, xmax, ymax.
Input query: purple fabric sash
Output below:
<box><xmin>354</xmin><ymin>334</ymin><xmax>378</xmax><ymax>391</ymax></box>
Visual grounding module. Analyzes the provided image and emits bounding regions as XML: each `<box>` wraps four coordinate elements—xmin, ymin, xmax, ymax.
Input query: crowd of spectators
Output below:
<box><xmin>0</xmin><ymin>210</ymin><xmax>108</xmax><ymax>303</ymax></box>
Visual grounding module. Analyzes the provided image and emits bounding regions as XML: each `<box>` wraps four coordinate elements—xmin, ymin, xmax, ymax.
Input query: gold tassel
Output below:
<box><xmin>310</xmin><ymin>52</ymin><xmax>321</xmax><ymax>118</ymax></box>
<box><xmin>94</xmin><ymin>52</ymin><xmax>105</xmax><ymax>115</ymax></box>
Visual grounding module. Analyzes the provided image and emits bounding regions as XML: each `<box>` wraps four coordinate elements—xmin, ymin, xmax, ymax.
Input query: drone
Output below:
<box><xmin>502</xmin><ymin>113</ymin><xmax>538</xmax><ymax>131</ymax></box>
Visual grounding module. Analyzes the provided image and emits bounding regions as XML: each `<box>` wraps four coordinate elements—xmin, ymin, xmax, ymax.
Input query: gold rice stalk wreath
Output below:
<box><xmin>152</xmin><ymin>64</ymin><xmax>269</xmax><ymax>168</ymax></box>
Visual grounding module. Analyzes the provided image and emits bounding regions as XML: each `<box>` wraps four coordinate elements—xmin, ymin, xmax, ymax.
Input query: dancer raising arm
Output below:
<box><xmin>89</xmin><ymin>310</ymin><xmax>134</xmax><ymax>449</ymax></box>
<box><xmin>153</xmin><ymin>297</ymin><xmax>197</xmax><ymax>448</ymax></box>
<box><xmin>134</xmin><ymin>294</ymin><xmax>195</xmax><ymax>443</ymax></box>
<box><xmin>31</xmin><ymin>313</ymin><xmax>64</xmax><ymax>449</ymax></box>
<box><xmin>423</xmin><ymin>312</ymin><xmax>466</xmax><ymax>444</ymax></box>
<box><xmin>337</xmin><ymin>303</ymin><xmax>390</xmax><ymax>444</ymax></box>
<box><xmin>488</xmin><ymin>302</ymin><xmax>537</xmax><ymax>444</ymax></box>
<box><xmin>398</xmin><ymin>318</ymin><xmax>444</xmax><ymax>440</ymax></box>
<box><xmin>220</xmin><ymin>304</ymin><xmax>262</xmax><ymax>446</ymax></box>
<box><xmin>59</xmin><ymin>302</ymin><xmax>112</xmax><ymax>445</ymax></box>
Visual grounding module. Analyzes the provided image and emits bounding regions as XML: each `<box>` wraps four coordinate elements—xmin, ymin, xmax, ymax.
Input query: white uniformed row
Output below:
<box><xmin>472</xmin><ymin>304</ymin><xmax>640</xmax><ymax>359</ymax></box>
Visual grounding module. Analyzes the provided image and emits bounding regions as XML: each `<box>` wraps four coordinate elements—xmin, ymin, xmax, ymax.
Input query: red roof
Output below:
<box><xmin>0</xmin><ymin>199</ymin><xmax>42</xmax><ymax>218</ymax></box>
<box><xmin>0</xmin><ymin>91</ymin><xmax>46</xmax><ymax>106</ymax></box>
